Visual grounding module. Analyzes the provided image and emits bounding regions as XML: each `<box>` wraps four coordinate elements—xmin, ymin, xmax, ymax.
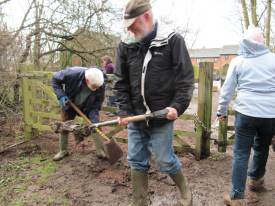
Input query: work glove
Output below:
<box><xmin>59</xmin><ymin>96</ymin><xmax>69</xmax><ymax>107</ymax></box>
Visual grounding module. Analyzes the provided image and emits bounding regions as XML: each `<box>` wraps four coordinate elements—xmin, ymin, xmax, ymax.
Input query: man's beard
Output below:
<box><xmin>134</xmin><ymin>29</ymin><xmax>150</xmax><ymax>42</ymax></box>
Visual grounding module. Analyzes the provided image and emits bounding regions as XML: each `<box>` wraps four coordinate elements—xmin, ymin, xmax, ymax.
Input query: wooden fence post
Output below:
<box><xmin>22</xmin><ymin>75</ymin><xmax>33</xmax><ymax>139</ymax></box>
<box><xmin>195</xmin><ymin>62</ymin><xmax>213</xmax><ymax>160</ymax></box>
<box><xmin>217</xmin><ymin>64</ymin><xmax>229</xmax><ymax>152</ymax></box>
<box><xmin>218</xmin><ymin>118</ymin><xmax>228</xmax><ymax>152</ymax></box>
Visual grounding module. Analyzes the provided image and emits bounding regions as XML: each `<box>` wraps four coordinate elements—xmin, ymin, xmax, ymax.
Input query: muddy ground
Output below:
<box><xmin>1</xmin><ymin>90</ymin><xmax>275</xmax><ymax>206</ymax></box>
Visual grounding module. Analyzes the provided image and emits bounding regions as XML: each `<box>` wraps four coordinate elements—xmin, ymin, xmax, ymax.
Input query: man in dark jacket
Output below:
<box><xmin>114</xmin><ymin>0</ymin><xmax>194</xmax><ymax>205</ymax></box>
<box><xmin>52</xmin><ymin>67</ymin><xmax>105</xmax><ymax>161</ymax></box>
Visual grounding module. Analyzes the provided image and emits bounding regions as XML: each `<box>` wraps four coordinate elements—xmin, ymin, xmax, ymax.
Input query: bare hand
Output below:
<box><xmin>118</xmin><ymin>117</ymin><xmax>129</xmax><ymax>125</ymax></box>
<box><xmin>217</xmin><ymin>115</ymin><xmax>227</xmax><ymax>121</ymax></box>
<box><xmin>166</xmin><ymin>107</ymin><xmax>178</xmax><ymax>120</ymax></box>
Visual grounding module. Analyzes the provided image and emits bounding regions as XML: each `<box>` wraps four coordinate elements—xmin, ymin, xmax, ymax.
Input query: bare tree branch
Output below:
<box><xmin>0</xmin><ymin>0</ymin><xmax>12</xmax><ymax>6</ymax></box>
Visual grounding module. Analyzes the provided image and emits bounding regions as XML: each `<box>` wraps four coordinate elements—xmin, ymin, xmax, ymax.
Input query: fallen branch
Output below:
<box><xmin>0</xmin><ymin>140</ymin><xmax>30</xmax><ymax>154</ymax></box>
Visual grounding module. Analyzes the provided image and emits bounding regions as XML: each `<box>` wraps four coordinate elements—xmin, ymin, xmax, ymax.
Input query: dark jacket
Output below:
<box><xmin>114</xmin><ymin>22</ymin><xmax>194</xmax><ymax>127</ymax></box>
<box><xmin>52</xmin><ymin>67</ymin><xmax>105</xmax><ymax>122</ymax></box>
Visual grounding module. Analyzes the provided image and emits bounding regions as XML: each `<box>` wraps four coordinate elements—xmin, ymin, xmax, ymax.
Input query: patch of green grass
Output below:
<box><xmin>208</xmin><ymin>152</ymin><xmax>227</xmax><ymax>161</ymax></box>
<box><xmin>10</xmin><ymin>199</ymin><xmax>26</xmax><ymax>206</ymax></box>
<box><xmin>0</xmin><ymin>154</ymin><xmax>58</xmax><ymax>205</ymax></box>
<box><xmin>14</xmin><ymin>185</ymin><xmax>28</xmax><ymax>193</ymax></box>
<box><xmin>34</xmin><ymin>160</ymin><xmax>57</xmax><ymax>185</ymax></box>
<box><xmin>35</xmin><ymin>161</ymin><xmax>57</xmax><ymax>175</ymax></box>
<box><xmin>62</xmin><ymin>197</ymin><xmax>70</xmax><ymax>205</ymax></box>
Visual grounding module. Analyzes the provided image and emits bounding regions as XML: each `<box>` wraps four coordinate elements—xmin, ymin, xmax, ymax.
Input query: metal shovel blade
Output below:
<box><xmin>103</xmin><ymin>138</ymin><xmax>123</xmax><ymax>165</ymax></box>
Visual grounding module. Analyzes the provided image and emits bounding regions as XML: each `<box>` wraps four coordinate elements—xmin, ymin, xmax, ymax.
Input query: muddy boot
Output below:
<box><xmin>248</xmin><ymin>177</ymin><xmax>264</xmax><ymax>192</ymax></box>
<box><xmin>129</xmin><ymin>169</ymin><xmax>148</xmax><ymax>206</ymax></box>
<box><xmin>223</xmin><ymin>194</ymin><xmax>247</xmax><ymax>206</ymax></box>
<box><xmin>53</xmin><ymin>133</ymin><xmax>69</xmax><ymax>161</ymax></box>
<box><xmin>169</xmin><ymin>170</ymin><xmax>192</xmax><ymax>206</ymax></box>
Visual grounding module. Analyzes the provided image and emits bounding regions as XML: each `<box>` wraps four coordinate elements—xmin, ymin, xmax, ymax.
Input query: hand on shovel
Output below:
<box><xmin>166</xmin><ymin>107</ymin><xmax>178</xmax><ymax>120</ymax></box>
<box><xmin>118</xmin><ymin>117</ymin><xmax>129</xmax><ymax>126</ymax></box>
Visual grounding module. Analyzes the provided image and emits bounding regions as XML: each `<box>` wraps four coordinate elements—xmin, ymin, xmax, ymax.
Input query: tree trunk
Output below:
<box><xmin>250</xmin><ymin>0</ymin><xmax>258</xmax><ymax>26</ymax></box>
<box><xmin>33</xmin><ymin>0</ymin><xmax>43</xmax><ymax>69</ymax></box>
<box><xmin>240</xmin><ymin>0</ymin><xmax>250</xmax><ymax>29</ymax></box>
<box><xmin>265</xmin><ymin>0</ymin><xmax>272</xmax><ymax>47</ymax></box>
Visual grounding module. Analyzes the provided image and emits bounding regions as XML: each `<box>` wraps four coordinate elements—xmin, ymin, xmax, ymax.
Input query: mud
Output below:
<box><xmin>1</xmin><ymin>89</ymin><xmax>275</xmax><ymax>205</ymax></box>
<box><xmin>1</xmin><ymin>132</ymin><xmax>275</xmax><ymax>206</ymax></box>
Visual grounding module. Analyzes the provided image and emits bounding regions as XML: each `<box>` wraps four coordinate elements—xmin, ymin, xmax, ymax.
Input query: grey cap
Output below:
<box><xmin>123</xmin><ymin>0</ymin><xmax>151</xmax><ymax>28</ymax></box>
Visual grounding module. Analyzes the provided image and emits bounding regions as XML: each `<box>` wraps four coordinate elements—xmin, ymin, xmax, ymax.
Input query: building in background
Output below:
<box><xmin>189</xmin><ymin>45</ymin><xmax>239</xmax><ymax>70</ymax></box>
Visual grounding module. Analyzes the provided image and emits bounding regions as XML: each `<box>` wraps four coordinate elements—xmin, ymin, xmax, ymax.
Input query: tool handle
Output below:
<box><xmin>68</xmin><ymin>101</ymin><xmax>109</xmax><ymax>141</ymax></box>
<box><xmin>122</xmin><ymin>114</ymin><xmax>148</xmax><ymax>122</ymax></box>
<box><xmin>69</xmin><ymin>101</ymin><xmax>92</xmax><ymax>124</ymax></box>
<box><xmin>92</xmin><ymin>119</ymin><xmax>119</xmax><ymax>128</ymax></box>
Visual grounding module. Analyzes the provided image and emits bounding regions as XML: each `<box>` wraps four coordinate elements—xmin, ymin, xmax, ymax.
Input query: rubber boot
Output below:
<box><xmin>53</xmin><ymin>133</ymin><xmax>69</xmax><ymax>161</ymax></box>
<box><xmin>223</xmin><ymin>194</ymin><xmax>247</xmax><ymax>206</ymax></box>
<box><xmin>248</xmin><ymin>177</ymin><xmax>265</xmax><ymax>191</ymax></box>
<box><xmin>169</xmin><ymin>170</ymin><xmax>192</xmax><ymax>206</ymax></box>
<box><xmin>129</xmin><ymin>169</ymin><xmax>148</xmax><ymax>206</ymax></box>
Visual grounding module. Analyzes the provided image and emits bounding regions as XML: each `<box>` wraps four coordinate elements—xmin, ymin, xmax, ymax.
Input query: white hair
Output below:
<box><xmin>85</xmin><ymin>67</ymin><xmax>104</xmax><ymax>88</ymax></box>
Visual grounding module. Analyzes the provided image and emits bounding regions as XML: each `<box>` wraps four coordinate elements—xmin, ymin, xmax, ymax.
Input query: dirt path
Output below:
<box><xmin>1</xmin><ymin>88</ymin><xmax>275</xmax><ymax>205</ymax></box>
<box><xmin>1</xmin><ymin>133</ymin><xmax>275</xmax><ymax>206</ymax></box>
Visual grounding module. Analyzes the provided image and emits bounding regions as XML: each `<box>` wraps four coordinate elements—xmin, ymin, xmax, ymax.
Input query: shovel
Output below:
<box><xmin>68</xmin><ymin>101</ymin><xmax>168</xmax><ymax>164</ymax></box>
<box><xmin>68</xmin><ymin>101</ymin><xmax>123</xmax><ymax>165</ymax></box>
<box><xmin>88</xmin><ymin>108</ymin><xmax>169</xmax><ymax>129</ymax></box>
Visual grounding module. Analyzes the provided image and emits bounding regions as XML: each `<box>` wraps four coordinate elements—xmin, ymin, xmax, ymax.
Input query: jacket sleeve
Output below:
<box><xmin>52</xmin><ymin>69</ymin><xmax>67</xmax><ymax>99</ymax></box>
<box><xmin>169</xmin><ymin>34</ymin><xmax>194</xmax><ymax>116</ymax></box>
<box><xmin>113</xmin><ymin>43</ymin><xmax>133</xmax><ymax>116</ymax></box>
<box><xmin>217</xmin><ymin>58</ymin><xmax>239</xmax><ymax>116</ymax></box>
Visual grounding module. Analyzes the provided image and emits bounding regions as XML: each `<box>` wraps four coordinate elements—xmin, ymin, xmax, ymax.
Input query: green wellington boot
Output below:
<box><xmin>169</xmin><ymin>171</ymin><xmax>192</xmax><ymax>206</ymax></box>
<box><xmin>53</xmin><ymin>133</ymin><xmax>69</xmax><ymax>161</ymax></box>
<box><xmin>128</xmin><ymin>169</ymin><xmax>148</xmax><ymax>206</ymax></box>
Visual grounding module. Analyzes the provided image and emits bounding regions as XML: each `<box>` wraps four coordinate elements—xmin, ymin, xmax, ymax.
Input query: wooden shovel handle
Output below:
<box><xmin>68</xmin><ymin>101</ymin><xmax>92</xmax><ymax>124</ymax></box>
<box><xmin>122</xmin><ymin>114</ymin><xmax>148</xmax><ymax>122</ymax></box>
<box><xmin>68</xmin><ymin>101</ymin><xmax>109</xmax><ymax>141</ymax></box>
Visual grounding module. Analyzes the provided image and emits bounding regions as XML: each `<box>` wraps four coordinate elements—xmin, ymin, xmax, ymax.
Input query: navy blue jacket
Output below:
<box><xmin>52</xmin><ymin>67</ymin><xmax>105</xmax><ymax>122</ymax></box>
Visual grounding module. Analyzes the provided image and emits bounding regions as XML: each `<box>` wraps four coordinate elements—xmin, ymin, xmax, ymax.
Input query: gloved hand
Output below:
<box><xmin>59</xmin><ymin>96</ymin><xmax>69</xmax><ymax>107</ymax></box>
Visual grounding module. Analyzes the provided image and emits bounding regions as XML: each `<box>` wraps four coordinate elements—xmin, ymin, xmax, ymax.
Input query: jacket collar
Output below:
<box><xmin>121</xmin><ymin>20</ymin><xmax>175</xmax><ymax>47</ymax></box>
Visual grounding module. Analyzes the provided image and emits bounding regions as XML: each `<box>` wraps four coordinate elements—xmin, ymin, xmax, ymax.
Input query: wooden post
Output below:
<box><xmin>218</xmin><ymin>118</ymin><xmax>228</xmax><ymax>152</ymax></box>
<box><xmin>22</xmin><ymin>76</ymin><xmax>33</xmax><ymax>139</ymax></box>
<box><xmin>195</xmin><ymin>62</ymin><xmax>213</xmax><ymax>160</ymax></box>
<box><xmin>217</xmin><ymin>64</ymin><xmax>229</xmax><ymax>152</ymax></box>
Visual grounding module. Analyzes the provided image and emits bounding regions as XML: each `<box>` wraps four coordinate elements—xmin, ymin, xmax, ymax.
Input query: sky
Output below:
<box><xmin>2</xmin><ymin>0</ymin><xmax>243</xmax><ymax>49</ymax></box>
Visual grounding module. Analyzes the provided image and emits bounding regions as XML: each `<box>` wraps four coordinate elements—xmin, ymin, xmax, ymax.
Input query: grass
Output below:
<box><xmin>0</xmin><ymin>154</ymin><xmax>58</xmax><ymax>206</ymax></box>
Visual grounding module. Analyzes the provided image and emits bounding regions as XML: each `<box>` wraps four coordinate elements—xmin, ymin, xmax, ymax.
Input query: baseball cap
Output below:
<box><xmin>123</xmin><ymin>0</ymin><xmax>152</xmax><ymax>28</ymax></box>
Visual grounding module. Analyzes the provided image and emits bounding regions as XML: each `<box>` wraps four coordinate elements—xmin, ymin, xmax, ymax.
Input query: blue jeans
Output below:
<box><xmin>231</xmin><ymin>112</ymin><xmax>275</xmax><ymax>199</ymax></box>
<box><xmin>127</xmin><ymin>121</ymin><xmax>181</xmax><ymax>174</ymax></box>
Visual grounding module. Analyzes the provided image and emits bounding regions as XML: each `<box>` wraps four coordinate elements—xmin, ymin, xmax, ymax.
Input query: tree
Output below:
<box><xmin>239</xmin><ymin>0</ymin><xmax>274</xmax><ymax>47</ymax></box>
<box><xmin>1</xmin><ymin>0</ymin><xmax>120</xmax><ymax>69</ymax></box>
<box><xmin>265</xmin><ymin>0</ymin><xmax>272</xmax><ymax>46</ymax></box>
<box><xmin>158</xmin><ymin>16</ymin><xmax>199</xmax><ymax>49</ymax></box>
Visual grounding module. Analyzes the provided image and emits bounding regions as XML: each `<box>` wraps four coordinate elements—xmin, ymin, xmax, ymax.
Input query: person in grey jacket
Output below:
<box><xmin>114</xmin><ymin>0</ymin><xmax>194</xmax><ymax>205</ymax></box>
<box><xmin>217</xmin><ymin>25</ymin><xmax>275</xmax><ymax>206</ymax></box>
